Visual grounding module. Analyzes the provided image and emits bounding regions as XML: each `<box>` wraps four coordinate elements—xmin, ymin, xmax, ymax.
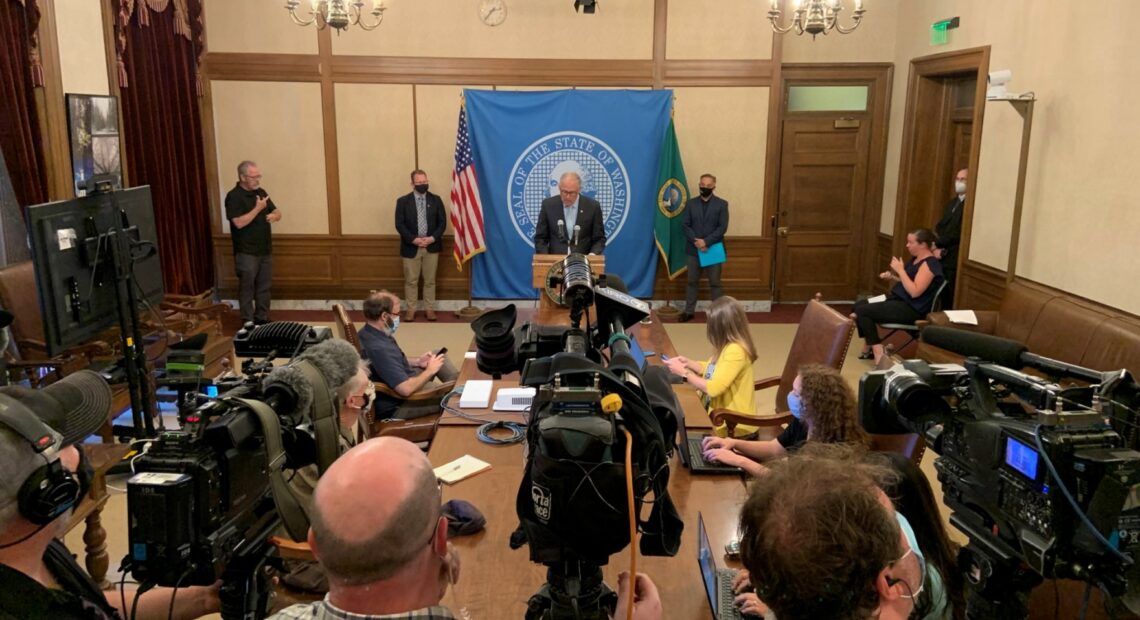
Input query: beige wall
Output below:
<box><xmin>332</xmin><ymin>0</ymin><xmax>655</xmax><ymax>59</ymax></box>
<box><xmin>204</xmin><ymin>0</ymin><xmax>317</xmax><ymax>54</ymax></box>
<box><xmin>210</xmin><ymin>80</ymin><xmax>329</xmax><ymax>235</ymax></box>
<box><xmin>56</xmin><ymin>0</ymin><xmax>109</xmax><ymax>96</ymax></box>
<box><xmin>674</xmin><ymin>87</ymin><xmax>769</xmax><ymax>235</ymax></box>
<box><xmin>780</xmin><ymin>1</ymin><xmax>1140</xmax><ymax>313</ymax></box>
<box><xmin>780</xmin><ymin>0</ymin><xmax>898</xmax><ymax>64</ymax></box>
<box><xmin>667</xmin><ymin>0</ymin><xmax>773</xmax><ymax>60</ymax></box>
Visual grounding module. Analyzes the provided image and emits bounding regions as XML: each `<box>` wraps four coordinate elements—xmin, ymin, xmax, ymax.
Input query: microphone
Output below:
<box><xmin>922</xmin><ymin>326</ymin><xmax>1025</xmax><ymax>368</ymax></box>
<box><xmin>573</xmin><ymin>225</ymin><xmax>581</xmax><ymax>252</ymax></box>
<box><xmin>922</xmin><ymin>326</ymin><xmax>1114</xmax><ymax>384</ymax></box>
<box><xmin>557</xmin><ymin>219</ymin><xmax>566</xmax><ymax>246</ymax></box>
<box><xmin>261</xmin><ymin>339</ymin><xmax>361</xmax><ymax>418</ymax></box>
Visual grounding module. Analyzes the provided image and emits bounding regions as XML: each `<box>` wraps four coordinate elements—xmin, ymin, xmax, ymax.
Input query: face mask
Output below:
<box><xmin>893</xmin><ymin>512</ymin><xmax>926</xmax><ymax>602</ymax></box>
<box><xmin>415</xmin><ymin>183</ymin><xmax>429</xmax><ymax>194</ymax></box>
<box><xmin>954</xmin><ymin>180</ymin><xmax>967</xmax><ymax>195</ymax></box>
<box><xmin>699</xmin><ymin>187</ymin><xmax>713</xmax><ymax>198</ymax></box>
<box><xmin>787</xmin><ymin>391</ymin><xmax>804</xmax><ymax>420</ymax></box>
<box><xmin>387</xmin><ymin>315</ymin><xmax>400</xmax><ymax>333</ymax></box>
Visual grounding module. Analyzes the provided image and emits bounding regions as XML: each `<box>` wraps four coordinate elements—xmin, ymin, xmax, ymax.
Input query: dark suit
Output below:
<box><xmin>934</xmin><ymin>195</ymin><xmax>964</xmax><ymax>308</ymax></box>
<box><xmin>533</xmin><ymin>195</ymin><xmax>606</xmax><ymax>255</ymax></box>
<box><xmin>395</xmin><ymin>191</ymin><xmax>447</xmax><ymax>258</ymax></box>
<box><xmin>395</xmin><ymin>190</ymin><xmax>448</xmax><ymax>311</ymax></box>
<box><xmin>681</xmin><ymin>194</ymin><xmax>729</xmax><ymax>313</ymax></box>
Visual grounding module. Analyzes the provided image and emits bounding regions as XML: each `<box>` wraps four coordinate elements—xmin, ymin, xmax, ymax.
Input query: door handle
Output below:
<box><xmin>777</xmin><ymin>227</ymin><xmax>789</xmax><ymax>237</ymax></box>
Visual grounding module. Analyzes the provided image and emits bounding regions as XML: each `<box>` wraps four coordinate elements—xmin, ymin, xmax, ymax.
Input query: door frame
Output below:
<box><xmin>890</xmin><ymin>47</ymin><xmax>990</xmax><ymax>307</ymax></box>
<box><xmin>767</xmin><ymin>63</ymin><xmax>894</xmax><ymax>300</ymax></box>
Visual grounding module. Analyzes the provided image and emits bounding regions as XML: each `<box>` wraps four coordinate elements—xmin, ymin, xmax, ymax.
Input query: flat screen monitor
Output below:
<box><xmin>26</xmin><ymin>186</ymin><xmax>164</xmax><ymax>356</ymax></box>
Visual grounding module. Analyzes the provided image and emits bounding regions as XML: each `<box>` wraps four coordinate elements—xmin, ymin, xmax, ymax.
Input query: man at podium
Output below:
<box><xmin>534</xmin><ymin>171</ymin><xmax>606</xmax><ymax>255</ymax></box>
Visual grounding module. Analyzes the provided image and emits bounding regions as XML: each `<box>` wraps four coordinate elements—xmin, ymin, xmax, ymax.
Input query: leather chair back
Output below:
<box><xmin>0</xmin><ymin>262</ymin><xmax>45</xmax><ymax>353</ymax></box>
<box><xmin>332</xmin><ymin>303</ymin><xmax>362</xmax><ymax>354</ymax></box>
<box><xmin>774</xmin><ymin>299</ymin><xmax>855</xmax><ymax>412</ymax></box>
<box><xmin>869</xmin><ymin>432</ymin><xmax>926</xmax><ymax>466</ymax></box>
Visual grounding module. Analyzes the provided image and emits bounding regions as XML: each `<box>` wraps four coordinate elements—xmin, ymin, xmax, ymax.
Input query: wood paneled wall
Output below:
<box><xmin>203</xmin><ymin>0</ymin><xmax>782</xmax><ymax>300</ymax></box>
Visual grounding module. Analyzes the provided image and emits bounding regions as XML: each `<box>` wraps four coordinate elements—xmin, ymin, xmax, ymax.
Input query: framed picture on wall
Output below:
<box><xmin>65</xmin><ymin>94</ymin><xmax>123</xmax><ymax>196</ymax></box>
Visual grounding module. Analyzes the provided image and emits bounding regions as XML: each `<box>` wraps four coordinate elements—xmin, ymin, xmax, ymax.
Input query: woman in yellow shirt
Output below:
<box><xmin>664</xmin><ymin>296</ymin><xmax>757</xmax><ymax>434</ymax></box>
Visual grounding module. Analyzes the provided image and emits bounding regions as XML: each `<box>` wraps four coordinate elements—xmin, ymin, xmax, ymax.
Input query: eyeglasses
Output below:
<box><xmin>243</xmin><ymin>174</ymin><xmax>263</xmax><ymax>180</ymax></box>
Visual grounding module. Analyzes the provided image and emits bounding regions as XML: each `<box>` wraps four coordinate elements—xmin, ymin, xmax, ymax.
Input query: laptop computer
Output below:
<box><xmin>698</xmin><ymin>512</ymin><xmax>743</xmax><ymax>620</ymax></box>
<box><xmin>675</xmin><ymin>394</ymin><xmax>744</xmax><ymax>475</ymax></box>
<box><xmin>628</xmin><ymin>336</ymin><xmax>648</xmax><ymax>371</ymax></box>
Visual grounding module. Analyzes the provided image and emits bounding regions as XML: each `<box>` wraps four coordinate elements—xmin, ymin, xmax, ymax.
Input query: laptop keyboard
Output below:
<box><xmin>718</xmin><ymin>568</ymin><xmax>742</xmax><ymax>620</ymax></box>
<box><xmin>689</xmin><ymin>438</ymin><xmax>712</xmax><ymax>467</ymax></box>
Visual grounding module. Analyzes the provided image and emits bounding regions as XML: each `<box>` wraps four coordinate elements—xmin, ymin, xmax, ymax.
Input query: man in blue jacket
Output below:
<box><xmin>680</xmin><ymin>174</ymin><xmax>728</xmax><ymax>322</ymax></box>
<box><xmin>395</xmin><ymin>170</ymin><xmax>448</xmax><ymax>322</ymax></box>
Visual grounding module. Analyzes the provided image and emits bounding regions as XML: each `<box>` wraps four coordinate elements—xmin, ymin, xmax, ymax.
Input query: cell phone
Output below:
<box><xmin>660</xmin><ymin>354</ymin><xmax>671</xmax><ymax>362</ymax></box>
<box><xmin>725</xmin><ymin>540</ymin><xmax>741</xmax><ymax>559</ymax></box>
<box><xmin>437</xmin><ymin>347</ymin><xmax>448</xmax><ymax>355</ymax></box>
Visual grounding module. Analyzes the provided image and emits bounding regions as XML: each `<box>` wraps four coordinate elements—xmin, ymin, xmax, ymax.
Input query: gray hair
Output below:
<box><xmin>237</xmin><ymin>160</ymin><xmax>257</xmax><ymax>178</ymax></box>
<box><xmin>559</xmin><ymin>171</ymin><xmax>582</xmax><ymax>186</ymax></box>
<box><xmin>335</xmin><ymin>363</ymin><xmax>370</xmax><ymax>405</ymax></box>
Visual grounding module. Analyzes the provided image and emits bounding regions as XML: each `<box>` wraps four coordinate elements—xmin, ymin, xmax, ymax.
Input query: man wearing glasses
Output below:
<box><xmin>534</xmin><ymin>171</ymin><xmax>606</xmax><ymax>255</ymax></box>
<box><xmin>225</xmin><ymin>160</ymin><xmax>282</xmax><ymax>325</ymax></box>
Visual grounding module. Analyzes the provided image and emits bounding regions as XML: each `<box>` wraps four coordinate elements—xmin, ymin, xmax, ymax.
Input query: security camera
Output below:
<box><xmin>574</xmin><ymin>0</ymin><xmax>596</xmax><ymax>13</ymax></box>
<box><xmin>986</xmin><ymin>69</ymin><xmax>1012</xmax><ymax>99</ymax></box>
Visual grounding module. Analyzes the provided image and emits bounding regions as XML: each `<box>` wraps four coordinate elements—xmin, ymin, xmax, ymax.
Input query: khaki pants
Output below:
<box><xmin>402</xmin><ymin>247</ymin><xmax>438</xmax><ymax>310</ymax></box>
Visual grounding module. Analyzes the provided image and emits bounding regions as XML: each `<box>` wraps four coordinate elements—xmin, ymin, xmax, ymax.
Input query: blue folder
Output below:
<box><xmin>697</xmin><ymin>242</ymin><xmax>726</xmax><ymax>267</ymax></box>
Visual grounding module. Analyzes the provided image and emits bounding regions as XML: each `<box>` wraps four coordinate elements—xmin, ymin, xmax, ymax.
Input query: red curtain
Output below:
<box><xmin>118</xmin><ymin>0</ymin><xmax>214</xmax><ymax>295</ymax></box>
<box><xmin>0</xmin><ymin>0</ymin><xmax>47</xmax><ymax>209</ymax></box>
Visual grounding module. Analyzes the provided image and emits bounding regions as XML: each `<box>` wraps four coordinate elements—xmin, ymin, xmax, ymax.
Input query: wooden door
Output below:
<box><xmin>773</xmin><ymin>116</ymin><xmax>872</xmax><ymax>301</ymax></box>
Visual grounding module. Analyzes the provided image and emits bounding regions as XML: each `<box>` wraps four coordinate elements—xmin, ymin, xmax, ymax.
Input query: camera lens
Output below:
<box><xmin>472</xmin><ymin>304</ymin><xmax>518</xmax><ymax>375</ymax></box>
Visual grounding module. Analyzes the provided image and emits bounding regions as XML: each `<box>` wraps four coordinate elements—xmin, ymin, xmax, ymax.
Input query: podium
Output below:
<box><xmin>533</xmin><ymin>254</ymin><xmax>605</xmax><ymax>309</ymax></box>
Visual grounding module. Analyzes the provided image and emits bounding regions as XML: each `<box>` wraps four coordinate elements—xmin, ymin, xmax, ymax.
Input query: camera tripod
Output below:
<box><xmin>525</xmin><ymin>561</ymin><xmax>617</xmax><ymax>620</ymax></box>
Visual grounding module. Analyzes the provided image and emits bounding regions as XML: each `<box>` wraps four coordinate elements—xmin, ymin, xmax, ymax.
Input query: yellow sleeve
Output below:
<box><xmin>705</xmin><ymin>343</ymin><xmax>749</xmax><ymax>398</ymax></box>
<box><xmin>697</xmin><ymin>360</ymin><xmax>710</xmax><ymax>375</ymax></box>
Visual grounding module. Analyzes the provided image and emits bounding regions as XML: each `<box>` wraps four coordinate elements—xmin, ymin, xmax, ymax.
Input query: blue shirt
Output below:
<box><xmin>358</xmin><ymin>323</ymin><xmax>416</xmax><ymax>419</ymax></box>
<box><xmin>563</xmin><ymin>197</ymin><xmax>579</xmax><ymax>238</ymax></box>
<box><xmin>892</xmin><ymin>256</ymin><xmax>945</xmax><ymax>313</ymax></box>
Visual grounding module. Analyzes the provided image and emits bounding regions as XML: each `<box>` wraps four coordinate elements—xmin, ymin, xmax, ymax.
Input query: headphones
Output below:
<box><xmin>0</xmin><ymin>395</ymin><xmax>83</xmax><ymax>525</ymax></box>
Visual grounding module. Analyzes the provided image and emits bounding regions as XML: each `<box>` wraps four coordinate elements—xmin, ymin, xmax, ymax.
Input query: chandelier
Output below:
<box><xmin>285</xmin><ymin>0</ymin><xmax>386</xmax><ymax>32</ymax></box>
<box><xmin>768</xmin><ymin>0</ymin><xmax>865</xmax><ymax>38</ymax></box>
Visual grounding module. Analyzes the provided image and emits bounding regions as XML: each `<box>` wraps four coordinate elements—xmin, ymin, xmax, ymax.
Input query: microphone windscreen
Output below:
<box><xmin>922</xmin><ymin>326</ymin><xmax>1026</xmax><ymax>368</ymax></box>
<box><xmin>296</xmin><ymin>339</ymin><xmax>362</xmax><ymax>390</ymax></box>
<box><xmin>261</xmin><ymin>365</ymin><xmax>314</xmax><ymax>416</ymax></box>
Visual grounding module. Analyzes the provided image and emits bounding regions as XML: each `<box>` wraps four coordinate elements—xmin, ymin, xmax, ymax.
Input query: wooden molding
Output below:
<box><xmin>957</xmin><ymin>259</ymin><xmax>1006</xmax><ymax>311</ymax></box>
<box><xmin>213</xmin><ymin>234</ymin><xmax>773</xmax><ymax>301</ymax></box>
<box><xmin>652</xmin><ymin>0</ymin><xmax>667</xmax><ymax>89</ymax></box>
<box><xmin>327</xmin><ymin>56</ymin><xmax>656</xmax><ymax>86</ymax></box>
<box><xmin>202</xmin><ymin>53</ymin><xmax>323</xmax><ymax>82</ymax></box>
<box><xmin>873</xmin><ymin>233</ymin><xmax>893</xmax><ymax>294</ymax></box>
<box><xmin>661</xmin><ymin>60</ymin><xmax>774</xmax><ymax>86</ymax></box>
<box><xmin>317</xmin><ymin>27</ymin><xmax>342</xmax><ymax>236</ymax></box>
<box><xmin>32</xmin><ymin>0</ymin><xmax>72</xmax><ymax>200</ymax></box>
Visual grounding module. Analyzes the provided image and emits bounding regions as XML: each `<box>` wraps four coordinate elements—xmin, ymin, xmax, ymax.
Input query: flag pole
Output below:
<box><xmin>456</xmin><ymin>265</ymin><xmax>482</xmax><ymax>320</ymax></box>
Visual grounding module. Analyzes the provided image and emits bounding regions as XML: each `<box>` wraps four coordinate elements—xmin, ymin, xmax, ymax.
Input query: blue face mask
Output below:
<box><xmin>388</xmin><ymin>315</ymin><xmax>400</xmax><ymax>334</ymax></box>
<box><xmin>894</xmin><ymin>512</ymin><xmax>927</xmax><ymax>602</ymax></box>
<box><xmin>787</xmin><ymin>391</ymin><xmax>804</xmax><ymax>420</ymax></box>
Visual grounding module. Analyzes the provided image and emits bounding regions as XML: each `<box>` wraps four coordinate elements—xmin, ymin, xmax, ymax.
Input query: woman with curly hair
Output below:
<box><xmin>700</xmin><ymin>364</ymin><xmax>868</xmax><ymax>476</ymax></box>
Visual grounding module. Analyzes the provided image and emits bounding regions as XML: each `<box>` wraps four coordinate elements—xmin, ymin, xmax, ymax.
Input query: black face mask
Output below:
<box><xmin>414</xmin><ymin>184</ymin><xmax>429</xmax><ymax>194</ymax></box>
<box><xmin>699</xmin><ymin>187</ymin><xmax>713</xmax><ymax>198</ymax></box>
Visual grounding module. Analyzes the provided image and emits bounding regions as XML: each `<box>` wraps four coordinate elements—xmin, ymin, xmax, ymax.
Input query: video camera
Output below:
<box><xmin>859</xmin><ymin>326</ymin><xmax>1140</xmax><ymax>618</ymax></box>
<box><xmin>123</xmin><ymin>333</ymin><xmax>361</xmax><ymax>619</ymax></box>
<box><xmin>472</xmin><ymin>254</ymin><xmax>683</xmax><ymax>620</ymax></box>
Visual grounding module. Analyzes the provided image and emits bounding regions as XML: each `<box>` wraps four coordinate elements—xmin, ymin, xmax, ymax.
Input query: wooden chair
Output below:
<box><xmin>868</xmin><ymin>432</ymin><xmax>927</xmax><ymax>466</ymax></box>
<box><xmin>331</xmin><ymin>303</ymin><xmax>450</xmax><ymax>447</ymax></box>
<box><xmin>710</xmin><ymin>296</ymin><xmax>855</xmax><ymax>437</ymax></box>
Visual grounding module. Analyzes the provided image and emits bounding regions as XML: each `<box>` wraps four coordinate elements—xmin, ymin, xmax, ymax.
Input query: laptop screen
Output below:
<box><xmin>697</xmin><ymin>512</ymin><xmax>719</xmax><ymax>615</ymax></box>
<box><xmin>628</xmin><ymin>337</ymin><xmax>648</xmax><ymax>371</ymax></box>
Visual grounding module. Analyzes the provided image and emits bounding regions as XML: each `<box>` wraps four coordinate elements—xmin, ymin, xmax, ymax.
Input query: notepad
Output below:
<box><xmin>434</xmin><ymin>455</ymin><xmax>492</xmax><ymax>485</ymax></box>
<box><xmin>867</xmin><ymin>294</ymin><xmax>887</xmax><ymax>304</ymax></box>
<box><xmin>698</xmin><ymin>242</ymin><xmax>726</xmax><ymax>267</ymax></box>
<box><xmin>943</xmin><ymin>310</ymin><xmax>979</xmax><ymax>325</ymax></box>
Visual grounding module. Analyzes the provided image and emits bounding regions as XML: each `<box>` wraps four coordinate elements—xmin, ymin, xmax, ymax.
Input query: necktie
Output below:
<box><xmin>416</xmin><ymin>194</ymin><xmax>428</xmax><ymax>236</ymax></box>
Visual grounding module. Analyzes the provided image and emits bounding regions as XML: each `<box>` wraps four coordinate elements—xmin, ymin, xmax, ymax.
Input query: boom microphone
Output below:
<box><xmin>921</xmin><ymin>326</ymin><xmax>1026</xmax><ymax>368</ymax></box>
<box><xmin>260</xmin><ymin>338</ymin><xmax>361</xmax><ymax>418</ymax></box>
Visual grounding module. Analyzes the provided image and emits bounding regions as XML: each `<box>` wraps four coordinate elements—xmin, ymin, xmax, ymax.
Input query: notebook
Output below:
<box><xmin>434</xmin><ymin>455</ymin><xmax>492</xmax><ymax>485</ymax></box>
<box><xmin>698</xmin><ymin>242</ymin><xmax>727</xmax><ymax>268</ymax></box>
<box><xmin>698</xmin><ymin>512</ymin><xmax>742</xmax><ymax>620</ymax></box>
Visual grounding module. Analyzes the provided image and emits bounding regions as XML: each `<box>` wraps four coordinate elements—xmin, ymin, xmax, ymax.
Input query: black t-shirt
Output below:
<box><xmin>225</xmin><ymin>182</ymin><xmax>277</xmax><ymax>256</ymax></box>
<box><xmin>776</xmin><ymin>418</ymin><xmax>808</xmax><ymax>451</ymax></box>
<box><xmin>0</xmin><ymin>539</ymin><xmax>120</xmax><ymax>619</ymax></box>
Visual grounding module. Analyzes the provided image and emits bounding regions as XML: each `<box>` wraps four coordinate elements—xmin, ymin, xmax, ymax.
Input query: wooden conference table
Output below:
<box><xmin>428</xmin><ymin>307</ymin><xmax>747</xmax><ymax>619</ymax></box>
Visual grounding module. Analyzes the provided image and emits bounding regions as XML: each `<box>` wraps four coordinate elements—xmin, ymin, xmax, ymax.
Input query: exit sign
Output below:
<box><xmin>931</xmin><ymin>16</ymin><xmax>960</xmax><ymax>46</ymax></box>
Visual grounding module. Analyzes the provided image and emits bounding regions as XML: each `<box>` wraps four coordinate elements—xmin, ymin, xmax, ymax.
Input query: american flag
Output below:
<box><xmin>449</xmin><ymin>105</ymin><xmax>485</xmax><ymax>269</ymax></box>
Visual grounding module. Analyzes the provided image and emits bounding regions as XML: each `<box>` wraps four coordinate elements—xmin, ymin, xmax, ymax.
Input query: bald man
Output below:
<box><xmin>268</xmin><ymin>437</ymin><xmax>458</xmax><ymax>618</ymax></box>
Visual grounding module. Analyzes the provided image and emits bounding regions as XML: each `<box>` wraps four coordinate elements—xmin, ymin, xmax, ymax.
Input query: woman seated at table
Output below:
<box><xmin>699</xmin><ymin>364</ymin><xmax>869</xmax><ymax>477</ymax></box>
<box><xmin>664</xmin><ymin>296</ymin><xmax>757</xmax><ymax>436</ymax></box>
<box><xmin>852</xmin><ymin>228</ymin><xmax>945</xmax><ymax>364</ymax></box>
